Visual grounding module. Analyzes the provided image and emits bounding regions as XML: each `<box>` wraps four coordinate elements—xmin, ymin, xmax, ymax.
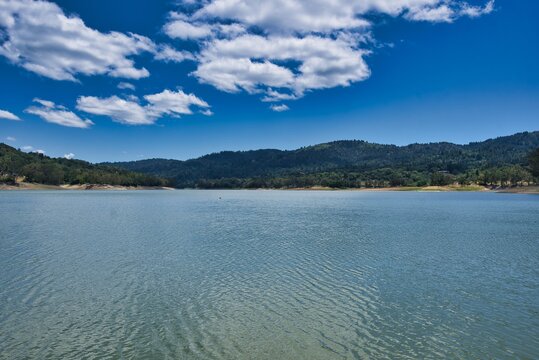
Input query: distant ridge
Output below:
<box><xmin>0</xmin><ymin>143</ymin><xmax>166</xmax><ymax>187</ymax></box>
<box><xmin>107</xmin><ymin>131</ymin><xmax>539</xmax><ymax>188</ymax></box>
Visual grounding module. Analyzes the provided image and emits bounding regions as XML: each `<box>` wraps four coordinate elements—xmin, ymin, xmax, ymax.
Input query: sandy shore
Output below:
<box><xmin>494</xmin><ymin>186</ymin><xmax>539</xmax><ymax>194</ymax></box>
<box><xmin>2</xmin><ymin>183</ymin><xmax>537</xmax><ymax>193</ymax></box>
<box><xmin>284</xmin><ymin>185</ymin><xmax>539</xmax><ymax>193</ymax></box>
<box><xmin>284</xmin><ymin>185</ymin><xmax>490</xmax><ymax>192</ymax></box>
<box><xmin>0</xmin><ymin>182</ymin><xmax>174</xmax><ymax>191</ymax></box>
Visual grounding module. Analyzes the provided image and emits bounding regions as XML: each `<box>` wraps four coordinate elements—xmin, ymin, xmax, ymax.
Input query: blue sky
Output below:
<box><xmin>0</xmin><ymin>0</ymin><xmax>537</xmax><ymax>162</ymax></box>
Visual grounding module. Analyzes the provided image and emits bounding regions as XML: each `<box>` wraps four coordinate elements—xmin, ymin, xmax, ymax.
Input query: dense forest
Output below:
<box><xmin>0</xmin><ymin>144</ymin><xmax>166</xmax><ymax>187</ymax></box>
<box><xmin>3</xmin><ymin>131</ymin><xmax>538</xmax><ymax>189</ymax></box>
<box><xmin>107</xmin><ymin>131</ymin><xmax>539</xmax><ymax>189</ymax></box>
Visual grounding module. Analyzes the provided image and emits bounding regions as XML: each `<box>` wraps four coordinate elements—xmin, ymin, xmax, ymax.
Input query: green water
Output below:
<box><xmin>0</xmin><ymin>190</ymin><xmax>538</xmax><ymax>359</ymax></box>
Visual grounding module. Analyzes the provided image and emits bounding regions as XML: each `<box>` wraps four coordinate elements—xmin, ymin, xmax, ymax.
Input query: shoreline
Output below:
<box><xmin>0</xmin><ymin>182</ymin><xmax>174</xmax><ymax>191</ymax></box>
<box><xmin>2</xmin><ymin>183</ymin><xmax>537</xmax><ymax>194</ymax></box>
<box><xmin>282</xmin><ymin>185</ymin><xmax>539</xmax><ymax>194</ymax></box>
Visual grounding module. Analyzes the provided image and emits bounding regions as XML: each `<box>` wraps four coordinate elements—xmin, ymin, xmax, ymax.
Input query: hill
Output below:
<box><xmin>0</xmin><ymin>143</ymin><xmax>167</xmax><ymax>187</ymax></box>
<box><xmin>107</xmin><ymin>131</ymin><xmax>539</xmax><ymax>189</ymax></box>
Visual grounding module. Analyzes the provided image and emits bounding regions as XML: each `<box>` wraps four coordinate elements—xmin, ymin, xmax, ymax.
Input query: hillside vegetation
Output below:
<box><xmin>108</xmin><ymin>131</ymin><xmax>539</xmax><ymax>189</ymax></box>
<box><xmin>0</xmin><ymin>144</ymin><xmax>166</xmax><ymax>187</ymax></box>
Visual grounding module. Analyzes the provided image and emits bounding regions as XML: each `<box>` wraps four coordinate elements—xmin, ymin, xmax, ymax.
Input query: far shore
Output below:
<box><xmin>0</xmin><ymin>182</ymin><xmax>174</xmax><ymax>191</ymax></box>
<box><xmin>283</xmin><ymin>185</ymin><xmax>539</xmax><ymax>194</ymax></box>
<box><xmin>1</xmin><ymin>182</ymin><xmax>538</xmax><ymax>194</ymax></box>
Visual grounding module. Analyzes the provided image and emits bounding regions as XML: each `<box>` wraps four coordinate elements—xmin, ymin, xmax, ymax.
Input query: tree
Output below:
<box><xmin>0</xmin><ymin>143</ymin><xmax>166</xmax><ymax>186</ymax></box>
<box><xmin>430</xmin><ymin>172</ymin><xmax>453</xmax><ymax>186</ymax></box>
<box><xmin>530</xmin><ymin>148</ymin><xmax>539</xmax><ymax>178</ymax></box>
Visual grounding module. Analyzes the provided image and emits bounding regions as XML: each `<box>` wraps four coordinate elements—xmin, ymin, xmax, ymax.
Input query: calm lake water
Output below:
<box><xmin>0</xmin><ymin>190</ymin><xmax>538</xmax><ymax>359</ymax></box>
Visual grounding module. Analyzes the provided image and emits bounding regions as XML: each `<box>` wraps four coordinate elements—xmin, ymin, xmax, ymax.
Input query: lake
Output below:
<box><xmin>0</xmin><ymin>190</ymin><xmax>538</xmax><ymax>359</ymax></box>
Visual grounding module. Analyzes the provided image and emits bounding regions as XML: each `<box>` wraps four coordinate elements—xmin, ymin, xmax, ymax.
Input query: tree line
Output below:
<box><xmin>0</xmin><ymin>144</ymin><xmax>167</xmax><ymax>187</ymax></box>
<box><xmin>110</xmin><ymin>131</ymin><xmax>539</xmax><ymax>189</ymax></box>
<box><xmin>3</xmin><ymin>132</ymin><xmax>539</xmax><ymax>189</ymax></box>
<box><xmin>191</xmin><ymin>162</ymin><xmax>537</xmax><ymax>189</ymax></box>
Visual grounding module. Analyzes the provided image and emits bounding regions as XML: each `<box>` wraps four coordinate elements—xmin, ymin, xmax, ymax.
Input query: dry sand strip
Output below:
<box><xmin>0</xmin><ymin>182</ymin><xmax>174</xmax><ymax>190</ymax></box>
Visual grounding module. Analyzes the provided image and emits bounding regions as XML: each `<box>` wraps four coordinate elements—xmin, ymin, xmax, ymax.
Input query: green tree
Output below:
<box><xmin>430</xmin><ymin>172</ymin><xmax>453</xmax><ymax>186</ymax></box>
<box><xmin>530</xmin><ymin>148</ymin><xmax>539</xmax><ymax>178</ymax></box>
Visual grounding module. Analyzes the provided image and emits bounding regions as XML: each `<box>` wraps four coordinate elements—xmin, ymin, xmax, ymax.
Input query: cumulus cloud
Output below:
<box><xmin>154</xmin><ymin>44</ymin><xmax>196</xmax><ymax>63</ymax></box>
<box><xmin>194</xmin><ymin>0</ymin><xmax>492</xmax><ymax>33</ymax></box>
<box><xmin>459</xmin><ymin>0</ymin><xmax>495</xmax><ymax>18</ymax></box>
<box><xmin>194</xmin><ymin>35</ymin><xmax>369</xmax><ymax>96</ymax></box>
<box><xmin>76</xmin><ymin>89</ymin><xmax>210</xmax><ymax>125</ymax></box>
<box><xmin>162</xmin><ymin>0</ymin><xmax>494</xmax><ymax>105</ymax></box>
<box><xmin>0</xmin><ymin>0</ymin><xmax>155</xmax><ymax>81</ymax></box>
<box><xmin>195</xmin><ymin>0</ymin><xmax>369</xmax><ymax>34</ymax></box>
<box><xmin>194</xmin><ymin>57</ymin><xmax>295</xmax><ymax>93</ymax></box>
<box><xmin>33</xmin><ymin>98</ymin><xmax>55</xmax><ymax>108</ymax></box>
<box><xmin>0</xmin><ymin>109</ymin><xmax>20</xmax><ymax>121</ymax></box>
<box><xmin>118</xmin><ymin>82</ymin><xmax>136</xmax><ymax>91</ymax></box>
<box><xmin>25</xmin><ymin>99</ymin><xmax>94</xmax><ymax>128</ymax></box>
<box><xmin>406</xmin><ymin>0</ymin><xmax>494</xmax><ymax>22</ymax></box>
<box><xmin>406</xmin><ymin>5</ymin><xmax>455</xmax><ymax>22</ymax></box>
<box><xmin>164</xmin><ymin>12</ymin><xmax>247</xmax><ymax>40</ymax></box>
<box><xmin>145</xmin><ymin>89</ymin><xmax>210</xmax><ymax>116</ymax></box>
<box><xmin>64</xmin><ymin>153</ymin><xmax>75</xmax><ymax>159</ymax></box>
<box><xmin>0</xmin><ymin>0</ymin><xmax>495</xmax><ymax>113</ymax></box>
<box><xmin>164</xmin><ymin>13</ymin><xmax>214</xmax><ymax>40</ymax></box>
<box><xmin>0</xmin><ymin>0</ymin><xmax>193</xmax><ymax>81</ymax></box>
<box><xmin>76</xmin><ymin>96</ymin><xmax>153</xmax><ymax>125</ymax></box>
<box><xmin>270</xmin><ymin>104</ymin><xmax>289</xmax><ymax>112</ymax></box>
<box><xmin>261</xmin><ymin>90</ymin><xmax>299</xmax><ymax>102</ymax></box>
<box><xmin>6</xmin><ymin>136</ymin><xmax>16</xmax><ymax>141</ymax></box>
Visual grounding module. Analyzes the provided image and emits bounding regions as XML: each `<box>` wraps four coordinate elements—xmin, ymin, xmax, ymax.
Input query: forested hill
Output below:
<box><xmin>0</xmin><ymin>143</ymin><xmax>166</xmax><ymax>187</ymax></box>
<box><xmin>108</xmin><ymin>131</ymin><xmax>539</xmax><ymax>188</ymax></box>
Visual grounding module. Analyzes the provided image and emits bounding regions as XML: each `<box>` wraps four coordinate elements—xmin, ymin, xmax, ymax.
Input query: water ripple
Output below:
<box><xmin>0</xmin><ymin>190</ymin><xmax>538</xmax><ymax>359</ymax></box>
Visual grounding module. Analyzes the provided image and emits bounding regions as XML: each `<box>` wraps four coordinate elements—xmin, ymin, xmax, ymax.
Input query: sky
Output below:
<box><xmin>0</xmin><ymin>0</ymin><xmax>537</xmax><ymax>162</ymax></box>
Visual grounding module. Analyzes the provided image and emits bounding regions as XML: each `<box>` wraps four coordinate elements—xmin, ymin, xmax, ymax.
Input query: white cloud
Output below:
<box><xmin>162</xmin><ymin>0</ymin><xmax>494</xmax><ymax>104</ymax></box>
<box><xmin>405</xmin><ymin>1</ymin><xmax>494</xmax><ymax>22</ymax></box>
<box><xmin>0</xmin><ymin>0</ymin><xmax>190</xmax><ymax>81</ymax></box>
<box><xmin>64</xmin><ymin>153</ymin><xmax>75</xmax><ymax>159</ymax></box>
<box><xmin>164</xmin><ymin>12</ymin><xmax>247</xmax><ymax>40</ymax></box>
<box><xmin>270</xmin><ymin>104</ymin><xmax>289</xmax><ymax>112</ymax></box>
<box><xmin>201</xmin><ymin>109</ymin><xmax>214</xmax><ymax>116</ymax></box>
<box><xmin>0</xmin><ymin>109</ymin><xmax>20</xmax><ymax>121</ymax></box>
<box><xmin>6</xmin><ymin>136</ymin><xmax>16</xmax><ymax>141</ymax></box>
<box><xmin>0</xmin><ymin>0</ymin><xmax>495</xmax><ymax>113</ymax></box>
<box><xmin>76</xmin><ymin>96</ymin><xmax>151</xmax><ymax>125</ymax></box>
<box><xmin>194</xmin><ymin>35</ymin><xmax>369</xmax><ymax>96</ymax></box>
<box><xmin>217</xmin><ymin>23</ymin><xmax>247</xmax><ymax>37</ymax></box>
<box><xmin>193</xmin><ymin>0</ymin><xmax>493</xmax><ymax>34</ymax></box>
<box><xmin>0</xmin><ymin>0</ymin><xmax>152</xmax><ymax>81</ymax></box>
<box><xmin>35</xmin><ymin>149</ymin><xmax>45</xmax><ymax>154</ymax></box>
<box><xmin>154</xmin><ymin>45</ymin><xmax>196</xmax><ymax>63</ymax></box>
<box><xmin>164</xmin><ymin>13</ymin><xmax>214</xmax><ymax>40</ymax></box>
<box><xmin>261</xmin><ymin>89</ymin><xmax>299</xmax><ymax>102</ymax></box>
<box><xmin>25</xmin><ymin>99</ymin><xmax>94</xmax><ymax>128</ymax></box>
<box><xmin>118</xmin><ymin>82</ymin><xmax>136</xmax><ymax>91</ymax></box>
<box><xmin>77</xmin><ymin>89</ymin><xmax>210</xmax><ymax>125</ymax></box>
<box><xmin>195</xmin><ymin>0</ymin><xmax>371</xmax><ymax>34</ymax></box>
<box><xmin>459</xmin><ymin>0</ymin><xmax>495</xmax><ymax>18</ymax></box>
<box><xmin>32</xmin><ymin>98</ymin><xmax>55</xmax><ymax>108</ymax></box>
<box><xmin>194</xmin><ymin>57</ymin><xmax>295</xmax><ymax>93</ymax></box>
<box><xmin>144</xmin><ymin>89</ymin><xmax>210</xmax><ymax>116</ymax></box>
<box><xmin>406</xmin><ymin>5</ymin><xmax>454</xmax><ymax>22</ymax></box>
